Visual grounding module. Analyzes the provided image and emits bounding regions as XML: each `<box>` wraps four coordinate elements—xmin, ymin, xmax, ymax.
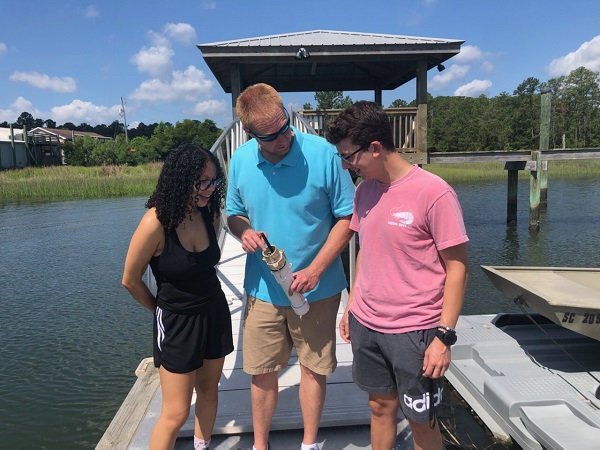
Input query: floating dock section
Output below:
<box><xmin>446</xmin><ymin>313</ymin><xmax>600</xmax><ymax>450</ymax></box>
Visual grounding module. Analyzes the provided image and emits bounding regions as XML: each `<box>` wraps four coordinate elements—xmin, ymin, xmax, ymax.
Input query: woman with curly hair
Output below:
<box><xmin>122</xmin><ymin>143</ymin><xmax>233</xmax><ymax>450</ymax></box>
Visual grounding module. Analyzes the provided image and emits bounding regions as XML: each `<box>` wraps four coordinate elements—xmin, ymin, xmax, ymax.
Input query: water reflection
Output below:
<box><xmin>502</xmin><ymin>226</ymin><xmax>521</xmax><ymax>264</ymax></box>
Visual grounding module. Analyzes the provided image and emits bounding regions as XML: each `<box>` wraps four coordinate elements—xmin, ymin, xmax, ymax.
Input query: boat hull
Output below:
<box><xmin>481</xmin><ymin>266</ymin><xmax>600</xmax><ymax>341</ymax></box>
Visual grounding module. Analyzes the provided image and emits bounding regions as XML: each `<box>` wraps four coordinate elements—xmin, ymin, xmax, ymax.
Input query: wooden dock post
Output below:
<box><xmin>505</xmin><ymin>161</ymin><xmax>526</xmax><ymax>225</ymax></box>
<box><xmin>529</xmin><ymin>150</ymin><xmax>541</xmax><ymax>231</ymax></box>
<box><xmin>539</xmin><ymin>88</ymin><xmax>551</xmax><ymax>208</ymax></box>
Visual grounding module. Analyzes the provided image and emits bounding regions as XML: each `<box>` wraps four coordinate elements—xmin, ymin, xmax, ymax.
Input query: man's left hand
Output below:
<box><xmin>422</xmin><ymin>336</ymin><xmax>451</xmax><ymax>379</ymax></box>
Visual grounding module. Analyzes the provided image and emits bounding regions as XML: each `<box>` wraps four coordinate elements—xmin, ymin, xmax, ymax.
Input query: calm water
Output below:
<box><xmin>1</xmin><ymin>178</ymin><xmax>599</xmax><ymax>449</ymax></box>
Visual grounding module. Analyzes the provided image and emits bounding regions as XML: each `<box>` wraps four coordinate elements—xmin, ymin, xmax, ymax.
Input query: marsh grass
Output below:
<box><xmin>1</xmin><ymin>159</ymin><xmax>599</xmax><ymax>202</ymax></box>
<box><xmin>0</xmin><ymin>163</ymin><xmax>162</xmax><ymax>202</ymax></box>
<box><xmin>426</xmin><ymin>159</ymin><xmax>600</xmax><ymax>184</ymax></box>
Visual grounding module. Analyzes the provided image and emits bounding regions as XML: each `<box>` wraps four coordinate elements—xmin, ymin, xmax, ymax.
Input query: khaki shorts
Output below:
<box><xmin>242</xmin><ymin>293</ymin><xmax>341</xmax><ymax>376</ymax></box>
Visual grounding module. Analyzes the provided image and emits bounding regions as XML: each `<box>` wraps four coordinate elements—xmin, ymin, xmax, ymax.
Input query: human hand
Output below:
<box><xmin>241</xmin><ymin>229</ymin><xmax>266</xmax><ymax>254</ymax></box>
<box><xmin>339</xmin><ymin>311</ymin><xmax>350</xmax><ymax>343</ymax></box>
<box><xmin>289</xmin><ymin>267</ymin><xmax>319</xmax><ymax>294</ymax></box>
<box><xmin>422</xmin><ymin>337</ymin><xmax>451</xmax><ymax>379</ymax></box>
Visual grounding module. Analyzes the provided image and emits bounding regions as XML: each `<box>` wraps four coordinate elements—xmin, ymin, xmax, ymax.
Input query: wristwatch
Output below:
<box><xmin>435</xmin><ymin>325</ymin><xmax>457</xmax><ymax>346</ymax></box>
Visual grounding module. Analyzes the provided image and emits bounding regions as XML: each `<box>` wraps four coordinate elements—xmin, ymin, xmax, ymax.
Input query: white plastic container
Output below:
<box><xmin>262</xmin><ymin>245</ymin><xmax>310</xmax><ymax>316</ymax></box>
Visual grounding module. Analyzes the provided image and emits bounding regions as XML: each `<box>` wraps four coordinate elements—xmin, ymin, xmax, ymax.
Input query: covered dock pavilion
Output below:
<box><xmin>198</xmin><ymin>29</ymin><xmax>464</xmax><ymax>164</ymax></box>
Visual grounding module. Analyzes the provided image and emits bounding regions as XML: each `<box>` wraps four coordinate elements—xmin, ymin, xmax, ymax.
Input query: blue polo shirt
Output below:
<box><xmin>226</xmin><ymin>127</ymin><xmax>355</xmax><ymax>305</ymax></box>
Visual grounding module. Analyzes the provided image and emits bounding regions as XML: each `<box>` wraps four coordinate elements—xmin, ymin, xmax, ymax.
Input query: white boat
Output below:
<box><xmin>481</xmin><ymin>265</ymin><xmax>600</xmax><ymax>341</ymax></box>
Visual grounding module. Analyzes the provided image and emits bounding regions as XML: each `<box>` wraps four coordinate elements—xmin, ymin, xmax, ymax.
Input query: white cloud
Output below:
<box><xmin>9</xmin><ymin>71</ymin><xmax>77</xmax><ymax>93</ymax></box>
<box><xmin>0</xmin><ymin>42</ymin><xmax>7</xmax><ymax>55</ymax></box>
<box><xmin>129</xmin><ymin>24</ymin><xmax>196</xmax><ymax>78</ymax></box>
<box><xmin>454</xmin><ymin>45</ymin><xmax>483</xmax><ymax>63</ymax></box>
<box><xmin>147</xmin><ymin>30</ymin><xmax>171</xmax><ymax>47</ymax></box>
<box><xmin>0</xmin><ymin>96</ymin><xmax>43</xmax><ymax>123</ymax></box>
<box><xmin>454</xmin><ymin>80</ymin><xmax>492</xmax><ymax>97</ymax></box>
<box><xmin>548</xmin><ymin>35</ymin><xmax>600</xmax><ymax>77</ymax></box>
<box><xmin>481</xmin><ymin>61</ymin><xmax>494</xmax><ymax>73</ymax></box>
<box><xmin>190</xmin><ymin>99</ymin><xmax>227</xmax><ymax>117</ymax></box>
<box><xmin>129</xmin><ymin>65</ymin><xmax>214</xmax><ymax>103</ymax></box>
<box><xmin>164</xmin><ymin>23</ymin><xmax>197</xmax><ymax>46</ymax></box>
<box><xmin>84</xmin><ymin>5</ymin><xmax>99</xmax><ymax>18</ymax></box>
<box><xmin>0</xmin><ymin>96</ymin><xmax>36</xmax><ymax>123</ymax></box>
<box><xmin>130</xmin><ymin>44</ymin><xmax>174</xmax><ymax>78</ymax></box>
<box><xmin>429</xmin><ymin>64</ymin><xmax>470</xmax><ymax>91</ymax></box>
<box><xmin>50</xmin><ymin>99</ymin><xmax>121</xmax><ymax>125</ymax></box>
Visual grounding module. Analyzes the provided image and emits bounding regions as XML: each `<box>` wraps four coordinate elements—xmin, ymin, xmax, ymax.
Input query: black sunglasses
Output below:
<box><xmin>335</xmin><ymin>143</ymin><xmax>370</xmax><ymax>163</ymax></box>
<box><xmin>250</xmin><ymin>109</ymin><xmax>291</xmax><ymax>142</ymax></box>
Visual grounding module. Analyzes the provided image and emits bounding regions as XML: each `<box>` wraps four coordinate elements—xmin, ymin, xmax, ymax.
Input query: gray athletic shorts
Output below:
<box><xmin>349</xmin><ymin>313</ymin><xmax>444</xmax><ymax>423</ymax></box>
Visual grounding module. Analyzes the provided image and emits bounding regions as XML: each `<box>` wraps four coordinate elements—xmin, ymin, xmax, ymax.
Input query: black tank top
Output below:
<box><xmin>150</xmin><ymin>207</ymin><xmax>221</xmax><ymax>314</ymax></box>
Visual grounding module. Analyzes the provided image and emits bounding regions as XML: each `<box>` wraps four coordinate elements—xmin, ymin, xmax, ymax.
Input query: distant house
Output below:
<box><xmin>27</xmin><ymin>127</ymin><xmax>112</xmax><ymax>166</ymax></box>
<box><xmin>0</xmin><ymin>127</ymin><xmax>29</xmax><ymax>168</ymax></box>
<box><xmin>29</xmin><ymin>127</ymin><xmax>112</xmax><ymax>143</ymax></box>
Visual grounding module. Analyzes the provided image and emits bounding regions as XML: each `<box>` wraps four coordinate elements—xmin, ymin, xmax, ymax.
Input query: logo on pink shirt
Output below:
<box><xmin>388</xmin><ymin>208</ymin><xmax>414</xmax><ymax>228</ymax></box>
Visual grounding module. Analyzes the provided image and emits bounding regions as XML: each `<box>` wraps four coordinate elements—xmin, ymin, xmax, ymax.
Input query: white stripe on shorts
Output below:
<box><xmin>156</xmin><ymin>306</ymin><xmax>165</xmax><ymax>352</ymax></box>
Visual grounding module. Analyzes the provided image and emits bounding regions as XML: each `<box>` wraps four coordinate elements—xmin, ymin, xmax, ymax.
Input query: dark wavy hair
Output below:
<box><xmin>326</xmin><ymin>100</ymin><xmax>395</xmax><ymax>150</ymax></box>
<box><xmin>146</xmin><ymin>144</ymin><xmax>225</xmax><ymax>231</ymax></box>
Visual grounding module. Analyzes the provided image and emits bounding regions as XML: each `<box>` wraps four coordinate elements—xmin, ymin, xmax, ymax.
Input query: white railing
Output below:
<box><xmin>298</xmin><ymin>107</ymin><xmax>418</xmax><ymax>152</ymax></box>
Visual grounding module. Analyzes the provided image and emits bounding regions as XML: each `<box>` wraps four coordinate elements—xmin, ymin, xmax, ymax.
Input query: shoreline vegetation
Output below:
<box><xmin>1</xmin><ymin>159</ymin><xmax>599</xmax><ymax>203</ymax></box>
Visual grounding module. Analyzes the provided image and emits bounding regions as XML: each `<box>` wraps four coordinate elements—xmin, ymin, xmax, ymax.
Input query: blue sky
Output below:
<box><xmin>1</xmin><ymin>0</ymin><xmax>600</xmax><ymax>129</ymax></box>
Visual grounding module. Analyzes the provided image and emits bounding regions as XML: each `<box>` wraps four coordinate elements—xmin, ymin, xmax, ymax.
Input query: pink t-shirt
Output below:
<box><xmin>349</xmin><ymin>165</ymin><xmax>468</xmax><ymax>333</ymax></box>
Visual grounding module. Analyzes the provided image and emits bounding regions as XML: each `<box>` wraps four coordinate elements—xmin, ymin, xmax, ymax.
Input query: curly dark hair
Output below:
<box><xmin>146</xmin><ymin>143</ymin><xmax>226</xmax><ymax>231</ymax></box>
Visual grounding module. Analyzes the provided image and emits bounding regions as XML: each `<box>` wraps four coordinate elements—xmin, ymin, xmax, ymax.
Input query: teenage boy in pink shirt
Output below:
<box><xmin>326</xmin><ymin>101</ymin><xmax>469</xmax><ymax>450</ymax></box>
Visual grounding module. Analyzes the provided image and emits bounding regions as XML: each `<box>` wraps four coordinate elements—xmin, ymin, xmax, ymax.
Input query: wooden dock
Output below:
<box><xmin>97</xmin><ymin>231</ymin><xmax>411</xmax><ymax>449</ymax></box>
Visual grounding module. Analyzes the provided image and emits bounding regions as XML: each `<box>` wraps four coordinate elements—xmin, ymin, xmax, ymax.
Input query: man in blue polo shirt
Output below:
<box><xmin>226</xmin><ymin>83</ymin><xmax>355</xmax><ymax>450</ymax></box>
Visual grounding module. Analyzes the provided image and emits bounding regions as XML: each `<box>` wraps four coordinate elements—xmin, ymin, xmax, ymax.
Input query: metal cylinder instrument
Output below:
<box><xmin>261</xmin><ymin>234</ymin><xmax>310</xmax><ymax>316</ymax></box>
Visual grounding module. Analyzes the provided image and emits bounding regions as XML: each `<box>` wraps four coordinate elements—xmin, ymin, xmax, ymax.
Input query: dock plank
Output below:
<box><xmin>96</xmin><ymin>358</ymin><xmax>160</xmax><ymax>449</ymax></box>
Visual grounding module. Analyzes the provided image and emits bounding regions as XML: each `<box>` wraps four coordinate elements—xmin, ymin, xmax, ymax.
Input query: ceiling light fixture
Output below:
<box><xmin>295</xmin><ymin>47</ymin><xmax>310</xmax><ymax>60</ymax></box>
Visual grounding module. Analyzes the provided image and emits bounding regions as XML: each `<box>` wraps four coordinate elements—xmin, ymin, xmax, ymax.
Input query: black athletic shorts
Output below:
<box><xmin>153</xmin><ymin>289</ymin><xmax>234</xmax><ymax>373</ymax></box>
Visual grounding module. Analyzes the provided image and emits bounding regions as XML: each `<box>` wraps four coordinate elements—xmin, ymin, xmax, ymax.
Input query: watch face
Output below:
<box><xmin>444</xmin><ymin>331</ymin><xmax>457</xmax><ymax>345</ymax></box>
<box><xmin>437</xmin><ymin>329</ymin><xmax>457</xmax><ymax>345</ymax></box>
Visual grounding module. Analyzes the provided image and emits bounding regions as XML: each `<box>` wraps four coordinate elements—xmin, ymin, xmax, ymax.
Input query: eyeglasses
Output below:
<box><xmin>335</xmin><ymin>143</ymin><xmax>370</xmax><ymax>163</ymax></box>
<box><xmin>196</xmin><ymin>177</ymin><xmax>223</xmax><ymax>191</ymax></box>
<box><xmin>250</xmin><ymin>109</ymin><xmax>291</xmax><ymax>142</ymax></box>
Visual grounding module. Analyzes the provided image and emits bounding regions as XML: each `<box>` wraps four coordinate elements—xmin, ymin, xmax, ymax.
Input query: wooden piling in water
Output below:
<box><xmin>539</xmin><ymin>89</ymin><xmax>551</xmax><ymax>208</ymax></box>
<box><xmin>529</xmin><ymin>150</ymin><xmax>541</xmax><ymax>231</ymax></box>
<box><xmin>505</xmin><ymin>161</ymin><xmax>525</xmax><ymax>225</ymax></box>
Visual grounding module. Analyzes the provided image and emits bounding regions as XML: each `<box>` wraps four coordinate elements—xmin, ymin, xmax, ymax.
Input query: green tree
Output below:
<box><xmin>61</xmin><ymin>122</ymin><xmax>77</xmax><ymax>131</ymax></box>
<box><xmin>149</xmin><ymin>122</ymin><xmax>176</xmax><ymax>160</ymax></box>
<box><xmin>389</xmin><ymin>98</ymin><xmax>409</xmax><ymax>108</ymax></box>
<box><xmin>16</xmin><ymin>112</ymin><xmax>36</xmax><ymax>130</ymax></box>
<box><xmin>62</xmin><ymin>135</ymin><xmax>96</xmax><ymax>166</ymax></box>
<box><xmin>89</xmin><ymin>139</ymin><xmax>120</xmax><ymax>166</ymax></box>
<box><xmin>562</xmin><ymin>66</ymin><xmax>600</xmax><ymax>147</ymax></box>
<box><xmin>127</xmin><ymin>136</ymin><xmax>158</xmax><ymax>163</ymax></box>
<box><xmin>313</xmin><ymin>91</ymin><xmax>353</xmax><ymax>109</ymax></box>
<box><xmin>512</xmin><ymin>77</ymin><xmax>541</xmax><ymax>149</ymax></box>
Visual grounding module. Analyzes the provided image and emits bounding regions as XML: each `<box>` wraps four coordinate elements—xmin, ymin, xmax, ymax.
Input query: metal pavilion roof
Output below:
<box><xmin>200</xmin><ymin>29</ymin><xmax>460</xmax><ymax>47</ymax></box>
<box><xmin>197</xmin><ymin>30</ymin><xmax>463</xmax><ymax>94</ymax></box>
